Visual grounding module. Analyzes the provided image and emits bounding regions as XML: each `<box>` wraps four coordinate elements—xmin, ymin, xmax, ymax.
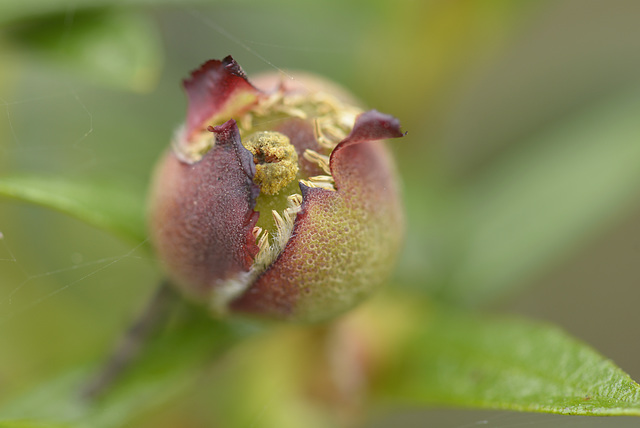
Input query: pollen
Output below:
<box><xmin>243</xmin><ymin>131</ymin><xmax>299</xmax><ymax>195</ymax></box>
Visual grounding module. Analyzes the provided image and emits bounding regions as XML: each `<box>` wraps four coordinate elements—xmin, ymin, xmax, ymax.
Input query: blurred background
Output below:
<box><xmin>1</xmin><ymin>0</ymin><xmax>640</xmax><ymax>426</ymax></box>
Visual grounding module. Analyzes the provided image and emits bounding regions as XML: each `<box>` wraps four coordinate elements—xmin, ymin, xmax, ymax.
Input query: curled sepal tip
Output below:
<box><xmin>183</xmin><ymin>56</ymin><xmax>260</xmax><ymax>138</ymax></box>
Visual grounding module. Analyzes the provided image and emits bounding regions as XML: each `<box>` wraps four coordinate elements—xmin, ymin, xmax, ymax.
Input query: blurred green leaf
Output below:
<box><xmin>6</xmin><ymin>9</ymin><xmax>162</xmax><ymax>92</ymax></box>
<box><xmin>381</xmin><ymin>305</ymin><xmax>640</xmax><ymax>416</ymax></box>
<box><xmin>0</xmin><ymin>1</ymin><xmax>214</xmax><ymax>24</ymax></box>
<box><xmin>0</xmin><ymin>304</ymin><xmax>254</xmax><ymax>428</ymax></box>
<box><xmin>0</xmin><ymin>175</ymin><xmax>146</xmax><ymax>243</ymax></box>
<box><xmin>0</xmin><ymin>422</ymin><xmax>69</xmax><ymax>428</ymax></box>
<box><xmin>444</xmin><ymin>85</ymin><xmax>640</xmax><ymax>304</ymax></box>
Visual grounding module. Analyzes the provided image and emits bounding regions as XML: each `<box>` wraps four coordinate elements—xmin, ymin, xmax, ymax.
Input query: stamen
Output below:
<box><xmin>300</xmin><ymin>179</ymin><xmax>336</xmax><ymax>191</ymax></box>
<box><xmin>314</xmin><ymin>119</ymin><xmax>336</xmax><ymax>150</ymax></box>
<box><xmin>272</xmin><ymin>209</ymin><xmax>286</xmax><ymax>232</ymax></box>
<box><xmin>261</xmin><ymin>92</ymin><xmax>283</xmax><ymax>111</ymax></box>
<box><xmin>322</xmin><ymin>123</ymin><xmax>347</xmax><ymax>142</ymax></box>
<box><xmin>339</xmin><ymin>111</ymin><xmax>358</xmax><ymax>129</ymax></box>
<box><xmin>303</xmin><ymin>149</ymin><xmax>331</xmax><ymax>175</ymax></box>
<box><xmin>287</xmin><ymin>193</ymin><xmax>303</xmax><ymax>207</ymax></box>
<box><xmin>283</xmin><ymin>107</ymin><xmax>307</xmax><ymax>119</ymax></box>
<box><xmin>308</xmin><ymin>175</ymin><xmax>334</xmax><ymax>183</ymax></box>
<box><xmin>272</xmin><ymin>209</ymin><xmax>295</xmax><ymax>251</ymax></box>
<box><xmin>257</xmin><ymin>230</ymin><xmax>269</xmax><ymax>252</ymax></box>
<box><xmin>239</xmin><ymin>114</ymin><xmax>253</xmax><ymax>132</ymax></box>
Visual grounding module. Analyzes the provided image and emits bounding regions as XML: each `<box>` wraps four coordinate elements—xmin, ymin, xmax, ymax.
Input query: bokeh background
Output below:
<box><xmin>2</xmin><ymin>0</ymin><xmax>640</xmax><ymax>426</ymax></box>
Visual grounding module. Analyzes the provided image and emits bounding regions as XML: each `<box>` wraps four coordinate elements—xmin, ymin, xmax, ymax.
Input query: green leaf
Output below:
<box><xmin>6</xmin><ymin>9</ymin><xmax>162</xmax><ymax>92</ymax></box>
<box><xmin>0</xmin><ymin>303</ymin><xmax>256</xmax><ymax>428</ymax></box>
<box><xmin>0</xmin><ymin>175</ymin><xmax>146</xmax><ymax>243</ymax></box>
<box><xmin>0</xmin><ymin>421</ymin><xmax>70</xmax><ymax>428</ymax></box>
<box><xmin>0</xmin><ymin>1</ymin><xmax>212</xmax><ymax>24</ymax></box>
<box><xmin>443</xmin><ymin>85</ymin><xmax>640</xmax><ymax>304</ymax></box>
<box><xmin>380</xmin><ymin>304</ymin><xmax>640</xmax><ymax>416</ymax></box>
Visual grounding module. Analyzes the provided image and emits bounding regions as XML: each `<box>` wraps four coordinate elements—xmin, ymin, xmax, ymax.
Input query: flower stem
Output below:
<box><xmin>80</xmin><ymin>279</ymin><xmax>177</xmax><ymax>400</ymax></box>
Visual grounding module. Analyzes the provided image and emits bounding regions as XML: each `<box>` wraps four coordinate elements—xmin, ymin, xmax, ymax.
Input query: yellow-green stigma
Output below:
<box><xmin>243</xmin><ymin>131</ymin><xmax>299</xmax><ymax>195</ymax></box>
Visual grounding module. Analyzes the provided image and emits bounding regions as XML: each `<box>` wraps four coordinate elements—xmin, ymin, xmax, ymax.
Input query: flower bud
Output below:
<box><xmin>149</xmin><ymin>56</ymin><xmax>404</xmax><ymax>322</ymax></box>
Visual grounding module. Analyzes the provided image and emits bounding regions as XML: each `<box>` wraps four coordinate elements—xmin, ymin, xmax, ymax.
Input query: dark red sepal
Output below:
<box><xmin>149</xmin><ymin>119</ymin><xmax>260</xmax><ymax>299</ymax></box>
<box><xmin>205</xmin><ymin>119</ymin><xmax>261</xmax><ymax>270</ymax></box>
<box><xmin>329</xmin><ymin>110</ymin><xmax>404</xmax><ymax>192</ymax></box>
<box><xmin>183</xmin><ymin>55</ymin><xmax>261</xmax><ymax>137</ymax></box>
<box><xmin>331</xmin><ymin>110</ymin><xmax>404</xmax><ymax>159</ymax></box>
